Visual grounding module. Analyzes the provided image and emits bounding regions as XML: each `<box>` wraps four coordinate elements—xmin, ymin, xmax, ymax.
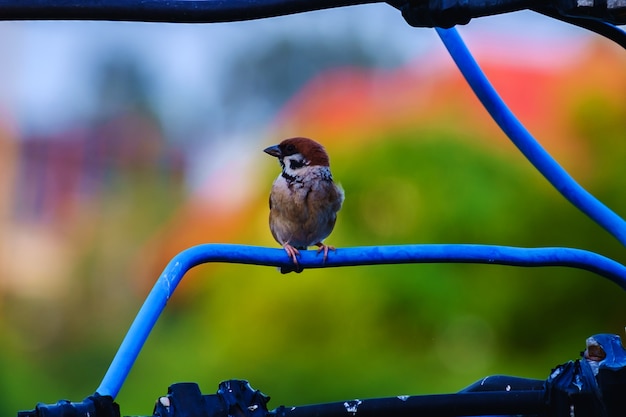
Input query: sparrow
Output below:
<box><xmin>264</xmin><ymin>137</ymin><xmax>344</xmax><ymax>273</ymax></box>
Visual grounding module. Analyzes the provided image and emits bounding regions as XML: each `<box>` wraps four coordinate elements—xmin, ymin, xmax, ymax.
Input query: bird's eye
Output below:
<box><xmin>285</xmin><ymin>144</ymin><xmax>296</xmax><ymax>153</ymax></box>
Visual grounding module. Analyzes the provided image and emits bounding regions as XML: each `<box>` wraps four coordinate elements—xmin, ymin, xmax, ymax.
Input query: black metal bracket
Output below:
<box><xmin>17</xmin><ymin>394</ymin><xmax>119</xmax><ymax>417</ymax></box>
<box><xmin>387</xmin><ymin>0</ymin><xmax>626</xmax><ymax>28</ymax></box>
<box><xmin>18</xmin><ymin>333</ymin><xmax>626</xmax><ymax>417</ymax></box>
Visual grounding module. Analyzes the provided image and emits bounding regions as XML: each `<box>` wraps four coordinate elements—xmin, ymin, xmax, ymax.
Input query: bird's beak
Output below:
<box><xmin>263</xmin><ymin>144</ymin><xmax>281</xmax><ymax>158</ymax></box>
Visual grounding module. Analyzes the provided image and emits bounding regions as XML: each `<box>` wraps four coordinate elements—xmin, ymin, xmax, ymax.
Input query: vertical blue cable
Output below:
<box><xmin>435</xmin><ymin>26</ymin><xmax>626</xmax><ymax>247</ymax></box>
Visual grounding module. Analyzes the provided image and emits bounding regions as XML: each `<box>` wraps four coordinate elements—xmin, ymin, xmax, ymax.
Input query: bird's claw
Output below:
<box><xmin>315</xmin><ymin>243</ymin><xmax>336</xmax><ymax>262</ymax></box>
<box><xmin>283</xmin><ymin>243</ymin><xmax>301</xmax><ymax>265</ymax></box>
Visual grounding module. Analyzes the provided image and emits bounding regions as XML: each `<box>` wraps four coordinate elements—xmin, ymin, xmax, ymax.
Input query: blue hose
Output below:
<box><xmin>96</xmin><ymin>26</ymin><xmax>626</xmax><ymax>401</ymax></box>
<box><xmin>96</xmin><ymin>243</ymin><xmax>626</xmax><ymax>398</ymax></box>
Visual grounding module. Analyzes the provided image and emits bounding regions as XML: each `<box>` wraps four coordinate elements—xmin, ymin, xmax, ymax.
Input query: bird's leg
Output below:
<box><xmin>314</xmin><ymin>242</ymin><xmax>336</xmax><ymax>262</ymax></box>
<box><xmin>283</xmin><ymin>242</ymin><xmax>301</xmax><ymax>265</ymax></box>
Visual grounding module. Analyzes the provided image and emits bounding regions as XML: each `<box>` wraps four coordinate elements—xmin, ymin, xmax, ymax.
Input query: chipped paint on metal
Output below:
<box><xmin>343</xmin><ymin>400</ymin><xmax>362</xmax><ymax>414</ymax></box>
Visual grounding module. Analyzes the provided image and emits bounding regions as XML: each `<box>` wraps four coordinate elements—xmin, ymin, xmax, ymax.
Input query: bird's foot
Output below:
<box><xmin>315</xmin><ymin>242</ymin><xmax>336</xmax><ymax>262</ymax></box>
<box><xmin>283</xmin><ymin>243</ymin><xmax>301</xmax><ymax>264</ymax></box>
<box><xmin>280</xmin><ymin>243</ymin><xmax>303</xmax><ymax>274</ymax></box>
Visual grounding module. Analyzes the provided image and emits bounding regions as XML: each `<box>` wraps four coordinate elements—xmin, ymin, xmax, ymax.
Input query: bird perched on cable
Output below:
<box><xmin>264</xmin><ymin>137</ymin><xmax>344</xmax><ymax>273</ymax></box>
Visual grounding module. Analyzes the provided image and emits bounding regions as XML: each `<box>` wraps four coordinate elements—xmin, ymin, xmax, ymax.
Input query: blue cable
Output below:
<box><xmin>435</xmin><ymin>26</ymin><xmax>626</xmax><ymax>247</ymax></box>
<box><xmin>96</xmin><ymin>243</ymin><xmax>626</xmax><ymax>398</ymax></box>
<box><xmin>96</xmin><ymin>25</ymin><xmax>626</xmax><ymax>402</ymax></box>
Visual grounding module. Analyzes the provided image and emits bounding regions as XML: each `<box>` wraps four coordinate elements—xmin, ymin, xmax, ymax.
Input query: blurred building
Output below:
<box><xmin>0</xmin><ymin>110</ymin><xmax>185</xmax><ymax>300</ymax></box>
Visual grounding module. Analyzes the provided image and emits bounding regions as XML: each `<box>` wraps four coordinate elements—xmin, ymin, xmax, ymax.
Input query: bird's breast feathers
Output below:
<box><xmin>269</xmin><ymin>165</ymin><xmax>344</xmax><ymax>247</ymax></box>
<box><xmin>271</xmin><ymin>166</ymin><xmax>341</xmax><ymax>204</ymax></box>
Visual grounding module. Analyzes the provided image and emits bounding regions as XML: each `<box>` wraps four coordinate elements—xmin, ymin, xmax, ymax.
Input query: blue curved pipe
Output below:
<box><xmin>435</xmin><ymin>27</ymin><xmax>626</xmax><ymax>246</ymax></box>
<box><xmin>96</xmin><ymin>24</ymin><xmax>626</xmax><ymax>403</ymax></box>
<box><xmin>96</xmin><ymin>243</ymin><xmax>626</xmax><ymax>398</ymax></box>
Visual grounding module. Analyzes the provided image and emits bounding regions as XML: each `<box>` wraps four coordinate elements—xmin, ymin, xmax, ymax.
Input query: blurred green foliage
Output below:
<box><xmin>4</xmin><ymin>53</ymin><xmax>626</xmax><ymax>417</ymax></box>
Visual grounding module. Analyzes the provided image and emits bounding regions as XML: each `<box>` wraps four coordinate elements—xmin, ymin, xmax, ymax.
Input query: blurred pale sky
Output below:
<box><xmin>0</xmin><ymin>4</ymin><xmax>593</xmax><ymax>190</ymax></box>
<box><xmin>0</xmin><ymin>4</ymin><xmax>589</xmax><ymax>132</ymax></box>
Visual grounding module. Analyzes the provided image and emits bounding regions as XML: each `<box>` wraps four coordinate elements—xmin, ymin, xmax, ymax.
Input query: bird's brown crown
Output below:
<box><xmin>279</xmin><ymin>137</ymin><xmax>330</xmax><ymax>167</ymax></box>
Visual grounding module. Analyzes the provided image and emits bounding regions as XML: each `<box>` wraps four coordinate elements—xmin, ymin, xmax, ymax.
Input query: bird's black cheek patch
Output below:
<box><xmin>281</xmin><ymin>171</ymin><xmax>298</xmax><ymax>183</ymax></box>
<box><xmin>289</xmin><ymin>159</ymin><xmax>306</xmax><ymax>170</ymax></box>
